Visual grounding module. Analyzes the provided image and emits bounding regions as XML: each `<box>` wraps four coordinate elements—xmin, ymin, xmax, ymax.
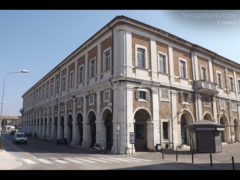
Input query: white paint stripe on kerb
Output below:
<box><xmin>64</xmin><ymin>158</ymin><xmax>84</xmax><ymax>164</ymax></box>
<box><xmin>37</xmin><ymin>159</ymin><xmax>53</xmax><ymax>164</ymax></box>
<box><xmin>76</xmin><ymin>158</ymin><xmax>96</xmax><ymax>163</ymax></box>
<box><xmin>22</xmin><ymin>159</ymin><xmax>37</xmax><ymax>164</ymax></box>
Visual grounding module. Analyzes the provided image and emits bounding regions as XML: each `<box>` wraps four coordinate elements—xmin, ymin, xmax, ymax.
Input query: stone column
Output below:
<box><xmin>171</xmin><ymin>90</ymin><xmax>178</xmax><ymax>150</ymax></box>
<box><xmin>212</xmin><ymin>96</ymin><xmax>218</xmax><ymax>123</ymax></box>
<box><xmin>95</xmin><ymin>90</ymin><xmax>101</xmax><ymax>145</ymax></box>
<box><xmin>151</xmin><ymin>87</ymin><xmax>160</xmax><ymax>148</ymax></box>
<box><xmin>150</xmin><ymin>40</ymin><xmax>157</xmax><ymax>82</ymax></box>
<box><xmin>82</xmin><ymin>95</ymin><xmax>90</xmax><ymax>147</ymax></box>
<box><xmin>168</xmin><ymin>46</ymin><xmax>174</xmax><ymax>84</ymax></box>
<box><xmin>72</xmin><ymin>98</ymin><xmax>77</xmax><ymax>145</ymax></box>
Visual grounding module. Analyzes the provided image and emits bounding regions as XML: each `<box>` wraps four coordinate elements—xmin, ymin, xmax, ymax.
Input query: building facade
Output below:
<box><xmin>1</xmin><ymin>116</ymin><xmax>21</xmax><ymax>130</ymax></box>
<box><xmin>21</xmin><ymin>16</ymin><xmax>240</xmax><ymax>154</ymax></box>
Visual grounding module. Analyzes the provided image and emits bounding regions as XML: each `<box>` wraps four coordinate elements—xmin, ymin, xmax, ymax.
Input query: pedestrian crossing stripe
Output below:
<box><xmin>86</xmin><ymin>158</ymin><xmax>108</xmax><ymax>163</ymax></box>
<box><xmin>54</xmin><ymin>159</ymin><xmax>68</xmax><ymax>164</ymax></box>
<box><xmin>37</xmin><ymin>159</ymin><xmax>53</xmax><ymax>164</ymax></box>
<box><xmin>21</xmin><ymin>157</ymin><xmax>151</xmax><ymax>165</ymax></box>
<box><xmin>64</xmin><ymin>158</ymin><xmax>84</xmax><ymax>164</ymax></box>
<box><xmin>22</xmin><ymin>159</ymin><xmax>37</xmax><ymax>164</ymax></box>
<box><xmin>75</xmin><ymin>158</ymin><xmax>96</xmax><ymax>163</ymax></box>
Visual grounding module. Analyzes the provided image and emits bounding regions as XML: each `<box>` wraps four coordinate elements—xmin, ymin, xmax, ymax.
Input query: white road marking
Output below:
<box><xmin>22</xmin><ymin>159</ymin><xmax>37</xmax><ymax>164</ymax></box>
<box><xmin>98</xmin><ymin>157</ymin><xmax>120</xmax><ymax>162</ymax></box>
<box><xmin>54</xmin><ymin>159</ymin><xmax>68</xmax><ymax>164</ymax></box>
<box><xmin>37</xmin><ymin>159</ymin><xmax>53</xmax><ymax>164</ymax></box>
<box><xmin>64</xmin><ymin>158</ymin><xmax>84</xmax><ymax>164</ymax></box>
<box><xmin>107</xmin><ymin>157</ymin><xmax>133</xmax><ymax>162</ymax></box>
<box><xmin>86</xmin><ymin>158</ymin><xmax>108</xmax><ymax>163</ymax></box>
<box><xmin>76</xmin><ymin>158</ymin><xmax>96</xmax><ymax>163</ymax></box>
<box><xmin>127</xmin><ymin>157</ymin><xmax>152</xmax><ymax>162</ymax></box>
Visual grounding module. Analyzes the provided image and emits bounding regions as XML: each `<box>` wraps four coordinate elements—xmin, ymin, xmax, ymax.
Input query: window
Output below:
<box><xmin>201</xmin><ymin>67</ymin><xmax>207</xmax><ymax>81</ymax></box>
<box><xmin>232</xmin><ymin>102</ymin><xmax>237</xmax><ymax>112</ymax></box>
<box><xmin>104</xmin><ymin>90</ymin><xmax>110</xmax><ymax>102</ymax></box>
<box><xmin>46</xmin><ymin>86</ymin><xmax>48</xmax><ymax>99</ymax></box>
<box><xmin>163</xmin><ymin>122</ymin><xmax>169</xmax><ymax>140</ymax></box>
<box><xmin>229</xmin><ymin>76</ymin><xmax>234</xmax><ymax>91</ymax></box>
<box><xmin>203</xmin><ymin>96</ymin><xmax>210</xmax><ymax>107</ymax></box>
<box><xmin>77</xmin><ymin>98</ymin><xmax>82</xmax><ymax>108</ymax></box>
<box><xmin>55</xmin><ymin>80</ymin><xmax>59</xmax><ymax>94</ymax></box>
<box><xmin>50</xmin><ymin>83</ymin><xmax>53</xmax><ymax>97</ymax></box>
<box><xmin>61</xmin><ymin>77</ymin><xmax>66</xmax><ymax>91</ymax></box>
<box><xmin>68</xmin><ymin>71</ymin><xmax>74</xmax><ymax>88</ymax></box>
<box><xmin>159</xmin><ymin>54</ymin><xmax>166</xmax><ymax>73</ymax></box>
<box><xmin>136</xmin><ymin>89</ymin><xmax>149</xmax><ymax>101</ymax></box>
<box><xmin>179</xmin><ymin>60</ymin><xmax>186</xmax><ymax>79</ymax></box>
<box><xmin>104</xmin><ymin>48</ymin><xmax>111</xmax><ymax>71</ymax></box>
<box><xmin>67</xmin><ymin>101</ymin><xmax>72</xmax><ymax>110</ymax></box>
<box><xmin>89</xmin><ymin>58</ymin><xmax>96</xmax><ymax>78</ymax></box>
<box><xmin>137</xmin><ymin>48</ymin><xmax>145</xmax><ymax>68</ymax></box>
<box><xmin>179</xmin><ymin>92</ymin><xmax>192</xmax><ymax>103</ymax></box>
<box><xmin>219</xmin><ymin>99</ymin><xmax>225</xmax><ymax>110</ymax></box>
<box><xmin>238</xmin><ymin>80</ymin><xmax>240</xmax><ymax>92</ymax></box>
<box><xmin>217</xmin><ymin>72</ymin><xmax>222</xmax><ymax>88</ymax></box>
<box><xmin>160</xmin><ymin>88</ymin><xmax>170</xmax><ymax>101</ymax></box>
<box><xmin>89</xmin><ymin>95</ymin><xmax>94</xmax><ymax>105</ymax></box>
<box><xmin>78</xmin><ymin>65</ymin><xmax>84</xmax><ymax>84</ymax></box>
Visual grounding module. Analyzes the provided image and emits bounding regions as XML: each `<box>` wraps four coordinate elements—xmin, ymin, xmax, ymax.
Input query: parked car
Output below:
<box><xmin>13</xmin><ymin>132</ymin><xmax>28</xmax><ymax>144</ymax></box>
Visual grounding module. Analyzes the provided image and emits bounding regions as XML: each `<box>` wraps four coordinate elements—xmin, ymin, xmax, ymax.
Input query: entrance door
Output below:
<box><xmin>106</xmin><ymin>118</ymin><xmax>113</xmax><ymax>151</ymax></box>
<box><xmin>181</xmin><ymin>115</ymin><xmax>187</xmax><ymax>145</ymax></box>
<box><xmin>134</xmin><ymin>109</ymin><xmax>151</xmax><ymax>152</ymax></box>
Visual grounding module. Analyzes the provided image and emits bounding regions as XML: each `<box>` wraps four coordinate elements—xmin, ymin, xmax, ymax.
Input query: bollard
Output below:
<box><xmin>176</xmin><ymin>150</ymin><xmax>178</xmax><ymax>161</ymax></box>
<box><xmin>210</xmin><ymin>153</ymin><xmax>213</xmax><ymax>166</ymax></box>
<box><xmin>232</xmin><ymin>156</ymin><xmax>235</xmax><ymax>170</ymax></box>
<box><xmin>162</xmin><ymin>150</ymin><xmax>164</xmax><ymax>160</ymax></box>
<box><xmin>192</xmin><ymin>151</ymin><xmax>194</xmax><ymax>164</ymax></box>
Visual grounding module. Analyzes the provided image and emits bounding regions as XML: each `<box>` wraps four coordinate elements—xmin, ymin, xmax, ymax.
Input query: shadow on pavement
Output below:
<box><xmin>3</xmin><ymin>135</ymin><xmax>99</xmax><ymax>155</ymax></box>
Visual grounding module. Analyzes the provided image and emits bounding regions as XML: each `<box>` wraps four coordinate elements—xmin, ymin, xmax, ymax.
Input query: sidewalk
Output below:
<box><xmin>0</xmin><ymin>149</ymin><xmax>23</xmax><ymax>170</ymax></box>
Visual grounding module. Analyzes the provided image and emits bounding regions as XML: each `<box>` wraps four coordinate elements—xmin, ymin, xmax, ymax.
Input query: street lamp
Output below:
<box><xmin>0</xmin><ymin>69</ymin><xmax>29</xmax><ymax>150</ymax></box>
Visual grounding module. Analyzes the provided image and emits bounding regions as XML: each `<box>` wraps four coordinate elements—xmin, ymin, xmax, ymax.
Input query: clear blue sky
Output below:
<box><xmin>0</xmin><ymin>10</ymin><xmax>240</xmax><ymax>116</ymax></box>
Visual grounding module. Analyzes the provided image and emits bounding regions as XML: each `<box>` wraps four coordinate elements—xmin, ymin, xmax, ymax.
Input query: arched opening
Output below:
<box><xmin>67</xmin><ymin>115</ymin><xmax>73</xmax><ymax>144</ymax></box>
<box><xmin>40</xmin><ymin>118</ymin><xmax>43</xmax><ymax>137</ymax></box>
<box><xmin>88</xmin><ymin>111</ymin><xmax>96</xmax><ymax>147</ymax></box>
<box><xmin>53</xmin><ymin>117</ymin><xmax>58</xmax><ymax>140</ymax></box>
<box><xmin>180</xmin><ymin>112</ymin><xmax>193</xmax><ymax>146</ymax></box>
<box><xmin>203</xmin><ymin>113</ymin><xmax>212</xmax><ymax>121</ymax></box>
<box><xmin>44</xmin><ymin>118</ymin><xmax>47</xmax><ymax>138</ymax></box>
<box><xmin>102</xmin><ymin>109</ymin><xmax>113</xmax><ymax>151</ymax></box>
<box><xmin>234</xmin><ymin>119</ymin><xmax>239</xmax><ymax>142</ymax></box>
<box><xmin>134</xmin><ymin>109</ymin><xmax>151</xmax><ymax>151</ymax></box>
<box><xmin>60</xmin><ymin>116</ymin><xmax>64</xmax><ymax>140</ymax></box>
<box><xmin>220</xmin><ymin>116</ymin><xmax>228</xmax><ymax>143</ymax></box>
<box><xmin>76</xmin><ymin>113</ymin><xmax>83</xmax><ymax>145</ymax></box>
<box><xmin>49</xmin><ymin>118</ymin><xmax>52</xmax><ymax>139</ymax></box>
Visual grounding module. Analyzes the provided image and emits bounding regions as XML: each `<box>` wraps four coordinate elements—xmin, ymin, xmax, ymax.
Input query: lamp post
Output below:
<box><xmin>0</xmin><ymin>69</ymin><xmax>29</xmax><ymax>150</ymax></box>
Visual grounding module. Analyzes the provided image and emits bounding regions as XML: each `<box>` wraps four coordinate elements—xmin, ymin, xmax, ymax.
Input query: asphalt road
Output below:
<box><xmin>2</xmin><ymin>133</ymin><xmax>240</xmax><ymax>170</ymax></box>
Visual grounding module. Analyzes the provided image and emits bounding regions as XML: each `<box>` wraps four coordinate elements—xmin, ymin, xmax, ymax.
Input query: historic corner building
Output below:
<box><xmin>21</xmin><ymin>16</ymin><xmax>240</xmax><ymax>154</ymax></box>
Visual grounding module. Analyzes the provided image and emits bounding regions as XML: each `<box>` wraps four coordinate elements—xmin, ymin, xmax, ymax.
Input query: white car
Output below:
<box><xmin>13</xmin><ymin>132</ymin><xmax>28</xmax><ymax>144</ymax></box>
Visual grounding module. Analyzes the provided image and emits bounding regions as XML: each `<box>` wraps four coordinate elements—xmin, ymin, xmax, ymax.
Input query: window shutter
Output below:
<box><xmin>136</xmin><ymin>90</ymin><xmax>140</xmax><ymax>100</ymax></box>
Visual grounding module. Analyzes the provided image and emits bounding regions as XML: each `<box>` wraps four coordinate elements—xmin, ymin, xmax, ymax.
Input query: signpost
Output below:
<box><xmin>130</xmin><ymin>132</ymin><xmax>135</xmax><ymax>154</ymax></box>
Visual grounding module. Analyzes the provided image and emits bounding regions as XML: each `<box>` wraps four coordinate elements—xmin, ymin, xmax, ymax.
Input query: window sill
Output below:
<box><xmin>137</xmin><ymin>99</ymin><xmax>148</xmax><ymax>102</ymax></box>
<box><xmin>134</xmin><ymin>66</ymin><xmax>150</xmax><ymax>72</ymax></box>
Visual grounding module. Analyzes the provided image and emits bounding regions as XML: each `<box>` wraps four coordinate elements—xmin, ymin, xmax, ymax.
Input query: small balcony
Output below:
<box><xmin>194</xmin><ymin>80</ymin><xmax>218</xmax><ymax>95</ymax></box>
